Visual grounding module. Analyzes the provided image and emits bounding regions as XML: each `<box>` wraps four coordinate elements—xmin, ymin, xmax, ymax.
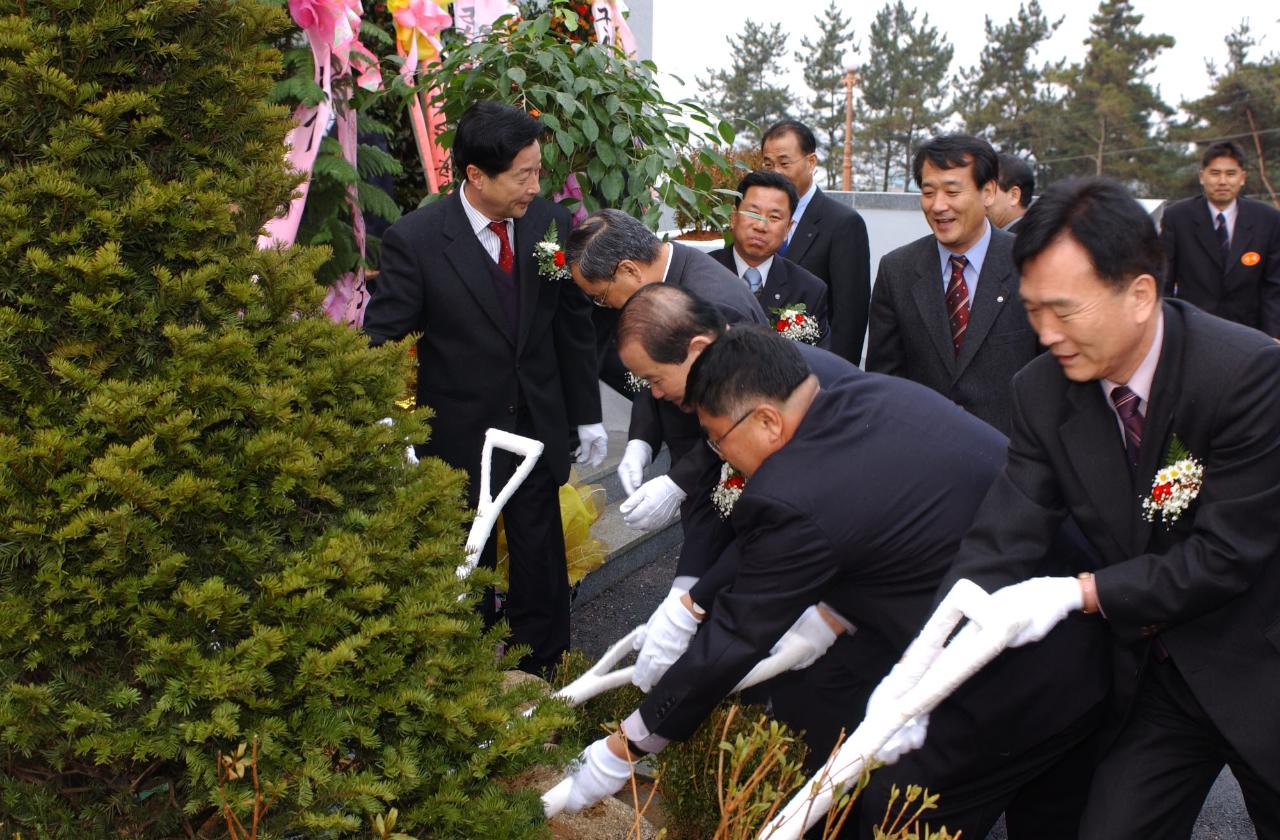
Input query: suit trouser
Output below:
<box><xmin>475</xmin><ymin>418</ymin><xmax>571</xmax><ymax>674</ymax></box>
<box><xmin>1080</xmin><ymin>653</ymin><xmax>1280</xmax><ymax>840</ymax></box>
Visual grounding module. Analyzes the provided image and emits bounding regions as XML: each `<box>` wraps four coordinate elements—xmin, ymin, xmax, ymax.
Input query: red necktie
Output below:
<box><xmin>488</xmin><ymin>220</ymin><xmax>514</xmax><ymax>274</ymax></box>
<box><xmin>946</xmin><ymin>254</ymin><xmax>970</xmax><ymax>355</ymax></box>
<box><xmin>1110</xmin><ymin>385</ymin><xmax>1144</xmax><ymax>470</ymax></box>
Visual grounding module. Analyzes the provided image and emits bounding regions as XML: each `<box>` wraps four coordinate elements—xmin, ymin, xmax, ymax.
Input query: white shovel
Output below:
<box><xmin>757</xmin><ymin>579</ymin><xmax>1019</xmax><ymax>840</ymax></box>
<box><xmin>456</xmin><ymin>428</ymin><xmax>544</xmax><ymax>582</ymax></box>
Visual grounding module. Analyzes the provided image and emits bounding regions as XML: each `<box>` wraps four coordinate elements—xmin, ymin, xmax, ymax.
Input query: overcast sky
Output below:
<box><xmin>650</xmin><ymin>0</ymin><xmax>1280</xmax><ymax>119</ymax></box>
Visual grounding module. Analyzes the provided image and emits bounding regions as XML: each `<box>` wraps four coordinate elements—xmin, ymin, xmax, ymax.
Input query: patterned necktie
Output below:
<box><xmin>743</xmin><ymin>266</ymin><xmax>763</xmax><ymax>294</ymax></box>
<box><xmin>1110</xmin><ymin>385</ymin><xmax>1144</xmax><ymax>470</ymax></box>
<box><xmin>945</xmin><ymin>254</ymin><xmax>970</xmax><ymax>356</ymax></box>
<box><xmin>488</xmin><ymin>220</ymin><xmax>514</xmax><ymax>274</ymax></box>
<box><xmin>1216</xmin><ymin>212</ymin><xmax>1229</xmax><ymax>261</ymax></box>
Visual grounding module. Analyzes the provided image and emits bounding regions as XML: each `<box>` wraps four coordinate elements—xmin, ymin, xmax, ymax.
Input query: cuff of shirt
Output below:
<box><xmin>623</xmin><ymin>709</ymin><xmax>670</xmax><ymax>754</ymax></box>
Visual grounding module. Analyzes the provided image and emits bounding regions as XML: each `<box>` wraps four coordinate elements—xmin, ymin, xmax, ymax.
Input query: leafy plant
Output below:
<box><xmin>423</xmin><ymin>6</ymin><xmax>738</xmax><ymax>229</ymax></box>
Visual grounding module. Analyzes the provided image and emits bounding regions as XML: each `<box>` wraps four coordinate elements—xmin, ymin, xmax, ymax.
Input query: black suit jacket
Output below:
<box><xmin>363</xmin><ymin>191</ymin><xmax>600</xmax><ymax>488</ymax></box>
<box><xmin>640</xmin><ymin>372</ymin><xmax>1108</xmax><ymax>759</ymax></box>
<box><xmin>707</xmin><ymin>247</ymin><xmax>832</xmax><ymax>349</ymax></box>
<box><xmin>944</xmin><ymin>300</ymin><xmax>1280</xmax><ymax>774</ymax></box>
<box><xmin>785</xmin><ymin>188</ymin><xmax>871</xmax><ymax>363</ymax></box>
<box><xmin>1162</xmin><ymin>195</ymin><xmax>1280</xmax><ymax>337</ymax></box>
<box><xmin>867</xmin><ymin>226</ymin><xmax>1038</xmax><ymax>435</ymax></box>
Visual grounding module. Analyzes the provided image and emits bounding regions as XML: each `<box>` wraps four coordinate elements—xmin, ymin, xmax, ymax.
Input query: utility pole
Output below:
<box><xmin>842</xmin><ymin>67</ymin><xmax>858</xmax><ymax>191</ymax></box>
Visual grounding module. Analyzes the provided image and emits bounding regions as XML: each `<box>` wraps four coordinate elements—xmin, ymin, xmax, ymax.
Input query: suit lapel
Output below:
<box><xmin>1192</xmin><ymin>197</ymin><xmax>1226</xmax><ymax>269</ymax></box>
<box><xmin>786</xmin><ymin>191</ymin><xmax>823</xmax><ymax>264</ymax></box>
<box><xmin>953</xmin><ymin>245</ymin><xmax>1015</xmax><ymax>380</ymax></box>
<box><xmin>908</xmin><ymin>247</ymin><xmax>957</xmax><ymax>374</ymax></box>
<box><xmin>1130</xmin><ymin>304</ymin><xmax>1186</xmax><ymax>552</ymax></box>
<box><xmin>1059</xmin><ymin>383</ymin><xmax>1138</xmax><ymax>556</ymax></box>
<box><xmin>442</xmin><ymin>192</ymin><xmax>513</xmax><ymax>344</ymax></box>
<box><xmin>762</xmin><ymin>258</ymin><xmax>793</xmax><ymax>313</ymax></box>
<box><xmin>514</xmin><ymin>203</ymin><xmax>549</xmax><ymax>353</ymax></box>
<box><xmin>1224</xmin><ymin>200</ymin><xmax>1257</xmax><ymax>280</ymax></box>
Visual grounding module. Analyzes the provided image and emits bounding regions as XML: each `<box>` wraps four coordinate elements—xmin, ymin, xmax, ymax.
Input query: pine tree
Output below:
<box><xmin>1178</xmin><ymin>21</ymin><xmax>1280</xmax><ymax>205</ymax></box>
<box><xmin>0</xmin><ymin>1</ymin><xmax>565</xmax><ymax>835</ymax></box>
<box><xmin>855</xmin><ymin>2</ymin><xmax>954</xmax><ymax>191</ymax></box>
<box><xmin>1041</xmin><ymin>0</ymin><xmax>1178</xmax><ymax>193</ymax></box>
<box><xmin>697</xmin><ymin>20</ymin><xmax>792</xmax><ymax>146</ymax></box>
<box><xmin>798</xmin><ymin>2</ymin><xmax>857</xmax><ymax>189</ymax></box>
<box><xmin>956</xmin><ymin>1</ymin><xmax>1065</xmax><ymax>160</ymax></box>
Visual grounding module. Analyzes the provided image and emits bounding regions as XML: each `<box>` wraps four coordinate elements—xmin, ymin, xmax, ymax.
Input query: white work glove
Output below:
<box><xmin>620</xmin><ymin>475</ymin><xmax>685</xmax><ymax>530</ymax></box>
<box><xmin>575</xmin><ymin>423</ymin><xmax>608</xmax><ymax>469</ymax></box>
<box><xmin>560</xmin><ymin>736</ymin><xmax>634</xmax><ymax>813</ymax></box>
<box><xmin>768</xmin><ymin>605</ymin><xmax>840</xmax><ymax>671</ymax></box>
<box><xmin>632</xmin><ymin>587</ymin><xmax>701</xmax><ymax>692</ymax></box>
<box><xmin>863</xmin><ymin>646</ymin><xmax>938</xmax><ymax>766</ymax></box>
<box><xmin>986</xmin><ymin>576</ymin><xmax>1083</xmax><ymax>648</ymax></box>
<box><xmin>617</xmin><ymin>439</ymin><xmax>653</xmax><ymax>496</ymax></box>
<box><xmin>875</xmin><ymin>714</ymin><xmax>930</xmax><ymax>765</ymax></box>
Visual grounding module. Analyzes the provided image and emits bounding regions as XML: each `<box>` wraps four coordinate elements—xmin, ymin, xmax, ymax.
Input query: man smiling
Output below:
<box><xmin>867</xmin><ymin>134</ymin><xmax>1039</xmax><ymax>435</ymax></box>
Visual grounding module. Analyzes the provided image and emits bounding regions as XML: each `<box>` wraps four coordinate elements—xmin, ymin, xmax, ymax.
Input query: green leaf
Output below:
<box><xmin>506</xmin><ymin>67</ymin><xmax>526</xmax><ymax>86</ymax></box>
<box><xmin>554</xmin><ymin>129</ymin><xmax>576</xmax><ymax>158</ymax></box>
<box><xmin>602</xmin><ymin>170</ymin><xmax>624</xmax><ymax>203</ymax></box>
<box><xmin>718</xmin><ymin>120</ymin><xmax>736</xmax><ymax>145</ymax></box>
<box><xmin>611</xmin><ymin>123</ymin><xmax>630</xmax><ymax>145</ymax></box>
<box><xmin>582</xmin><ymin>118</ymin><xmax>599</xmax><ymax>144</ymax></box>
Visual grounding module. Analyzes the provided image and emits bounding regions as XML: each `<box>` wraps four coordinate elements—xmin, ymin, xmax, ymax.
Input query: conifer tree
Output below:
<box><xmin>0</xmin><ymin>1</ymin><xmax>565</xmax><ymax>835</ymax></box>
<box><xmin>697</xmin><ymin>20</ymin><xmax>792</xmax><ymax>145</ymax></box>
<box><xmin>798</xmin><ymin>2</ymin><xmax>857</xmax><ymax>189</ymax></box>
<box><xmin>956</xmin><ymin>1</ymin><xmax>1065</xmax><ymax>161</ymax></box>
<box><xmin>855</xmin><ymin>2</ymin><xmax>953</xmax><ymax>191</ymax></box>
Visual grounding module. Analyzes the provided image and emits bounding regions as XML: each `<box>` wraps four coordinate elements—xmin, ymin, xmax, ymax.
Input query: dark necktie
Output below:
<box><xmin>1110</xmin><ymin>385</ymin><xmax>1144</xmax><ymax>470</ymax></box>
<box><xmin>1216</xmin><ymin>212</ymin><xmax>1229</xmax><ymax>261</ymax></box>
<box><xmin>945</xmin><ymin>254</ymin><xmax>970</xmax><ymax>355</ymax></box>
<box><xmin>488</xmin><ymin>220</ymin><xmax>514</xmax><ymax>273</ymax></box>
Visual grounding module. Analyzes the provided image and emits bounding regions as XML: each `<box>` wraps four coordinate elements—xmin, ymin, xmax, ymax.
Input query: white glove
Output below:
<box><xmin>620</xmin><ymin>475</ymin><xmax>685</xmax><ymax>530</ymax></box>
<box><xmin>632</xmin><ymin>587</ymin><xmax>701</xmax><ymax>692</ymax></box>
<box><xmin>770</xmin><ymin>605</ymin><xmax>840</xmax><ymax>671</ymax></box>
<box><xmin>575</xmin><ymin>423</ymin><xmax>608</xmax><ymax>469</ymax></box>
<box><xmin>561</xmin><ymin>736</ymin><xmax>634</xmax><ymax>813</ymax></box>
<box><xmin>875</xmin><ymin>714</ymin><xmax>930</xmax><ymax>765</ymax></box>
<box><xmin>986</xmin><ymin>576</ymin><xmax>1083</xmax><ymax>648</ymax></box>
<box><xmin>617</xmin><ymin>439</ymin><xmax>653</xmax><ymax>496</ymax></box>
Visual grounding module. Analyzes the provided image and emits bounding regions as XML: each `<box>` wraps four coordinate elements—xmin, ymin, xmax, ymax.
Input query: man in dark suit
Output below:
<box><xmin>989</xmin><ymin>152</ymin><xmax>1033</xmax><ymax>233</ymax></box>
<box><xmin>363</xmin><ymin>102</ymin><xmax>604</xmax><ymax>675</ymax></box>
<box><xmin>552</xmin><ymin>328</ymin><xmax>1108</xmax><ymax>840</ymax></box>
<box><xmin>1161</xmin><ymin>140</ymin><xmax>1280</xmax><ymax>337</ymax></box>
<box><xmin>611</xmin><ymin>285</ymin><xmax>857</xmax><ymax>693</ymax></box>
<box><xmin>761</xmin><ymin>119</ymin><xmax>871</xmax><ymax>364</ymax></box>
<box><xmin>942</xmin><ymin>177</ymin><xmax>1280</xmax><ymax>838</ymax></box>
<box><xmin>565</xmin><ymin>209</ymin><xmax>765</xmax><ymax>547</ymax></box>
<box><xmin>867</xmin><ymin>134</ymin><xmax>1039</xmax><ymax>436</ymax></box>
<box><xmin>707</xmin><ymin>170</ymin><xmax>831</xmax><ymax>348</ymax></box>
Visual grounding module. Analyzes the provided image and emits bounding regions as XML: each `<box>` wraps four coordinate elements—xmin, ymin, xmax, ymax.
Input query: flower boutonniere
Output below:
<box><xmin>772</xmin><ymin>303</ymin><xmax>821</xmax><ymax>345</ymax></box>
<box><xmin>711</xmin><ymin>462</ymin><xmax>746</xmax><ymax>519</ymax></box>
<box><xmin>536</xmin><ymin>220</ymin><xmax>569</xmax><ymax>281</ymax></box>
<box><xmin>624</xmin><ymin>371</ymin><xmax>649</xmax><ymax>394</ymax></box>
<box><xmin>1142</xmin><ymin>435</ymin><xmax>1204</xmax><ymax>526</ymax></box>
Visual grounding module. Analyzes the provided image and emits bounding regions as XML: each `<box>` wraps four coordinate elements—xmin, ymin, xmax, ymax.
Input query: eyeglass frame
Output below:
<box><xmin>706</xmin><ymin>405</ymin><xmax>760</xmax><ymax>458</ymax></box>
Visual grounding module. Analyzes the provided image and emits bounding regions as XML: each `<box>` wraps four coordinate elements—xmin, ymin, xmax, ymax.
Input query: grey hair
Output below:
<box><xmin>565</xmin><ymin>209</ymin><xmax>662</xmax><ymax>282</ymax></box>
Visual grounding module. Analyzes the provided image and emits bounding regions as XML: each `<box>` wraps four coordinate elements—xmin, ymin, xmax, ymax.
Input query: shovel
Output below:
<box><xmin>456</xmin><ymin>428</ymin><xmax>545</xmax><ymax>582</ymax></box>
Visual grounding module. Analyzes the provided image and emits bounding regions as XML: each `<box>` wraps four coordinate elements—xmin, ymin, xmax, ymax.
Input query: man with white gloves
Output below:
<box><xmin>937</xmin><ymin>179</ymin><xmax>1280</xmax><ymax>839</ymax></box>
<box><xmin>555</xmin><ymin>328</ymin><xmax>1108</xmax><ymax>840</ymax></box>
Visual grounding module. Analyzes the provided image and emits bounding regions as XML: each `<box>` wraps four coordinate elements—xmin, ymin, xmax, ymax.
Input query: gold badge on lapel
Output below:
<box><xmin>1241</xmin><ymin>251</ymin><xmax>1261</xmax><ymax>267</ymax></box>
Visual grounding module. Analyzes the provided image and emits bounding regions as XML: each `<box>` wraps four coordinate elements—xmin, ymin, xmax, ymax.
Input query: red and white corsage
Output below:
<box><xmin>1142</xmin><ymin>437</ymin><xmax>1203</xmax><ymax>526</ymax></box>
<box><xmin>711</xmin><ymin>462</ymin><xmax>745</xmax><ymax>519</ymax></box>
<box><xmin>772</xmin><ymin>303</ymin><xmax>821</xmax><ymax>345</ymax></box>
<box><xmin>536</xmin><ymin>221</ymin><xmax>569</xmax><ymax>281</ymax></box>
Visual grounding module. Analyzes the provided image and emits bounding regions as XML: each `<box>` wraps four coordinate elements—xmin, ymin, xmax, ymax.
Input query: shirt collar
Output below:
<box><xmin>792</xmin><ymin>181</ymin><xmax>818</xmax><ymax>225</ymax></box>
<box><xmin>658</xmin><ymin>242</ymin><xmax>675</xmax><ymax>283</ymax></box>
<box><xmin>1207</xmin><ymin>198</ymin><xmax>1238</xmax><ymax>230</ymax></box>
<box><xmin>1101</xmin><ymin>311</ymin><xmax>1164</xmax><ymax>410</ymax></box>
<box><xmin>459</xmin><ymin>181</ymin><xmax>509</xmax><ymax>235</ymax></box>
<box><xmin>732</xmin><ymin>249</ymin><xmax>774</xmax><ymax>284</ymax></box>
<box><xmin>936</xmin><ymin>220</ymin><xmax>993</xmax><ymax>279</ymax></box>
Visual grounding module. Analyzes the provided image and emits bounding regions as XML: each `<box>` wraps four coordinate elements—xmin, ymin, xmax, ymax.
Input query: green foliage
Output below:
<box><xmin>855</xmin><ymin>2</ymin><xmax>954</xmax><ymax>191</ymax></box>
<box><xmin>958</xmin><ymin>1</ymin><xmax>1066</xmax><ymax>161</ymax></box>
<box><xmin>797</xmin><ymin>2</ymin><xmax>858</xmax><ymax>189</ymax></box>
<box><xmin>696</xmin><ymin>20</ymin><xmax>792</xmax><ymax>148</ymax></box>
<box><xmin>0</xmin><ymin>0</ymin><xmax>565</xmax><ymax>835</ymax></box>
<box><xmin>671</xmin><ymin>146</ymin><xmax>762</xmax><ymax>234</ymax></box>
<box><xmin>423</xmin><ymin>7</ymin><xmax>735</xmax><ymax>231</ymax></box>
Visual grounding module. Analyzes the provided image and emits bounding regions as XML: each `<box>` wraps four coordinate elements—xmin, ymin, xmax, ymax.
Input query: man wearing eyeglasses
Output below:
<box><xmin>707</xmin><ymin>170</ymin><xmax>831</xmax><ymax>349</ymax></box>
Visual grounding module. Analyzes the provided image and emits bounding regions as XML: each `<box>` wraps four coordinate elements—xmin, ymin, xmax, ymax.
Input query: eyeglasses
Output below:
<box><xmin>706</xmin><ymin>406</ymin><xmax>759</xmax><ymax>457</ymax></box>
<box><xmin>589</xmin><ymin>275</ymin><xmax>616</xmax><ymax>307</ymax></box>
